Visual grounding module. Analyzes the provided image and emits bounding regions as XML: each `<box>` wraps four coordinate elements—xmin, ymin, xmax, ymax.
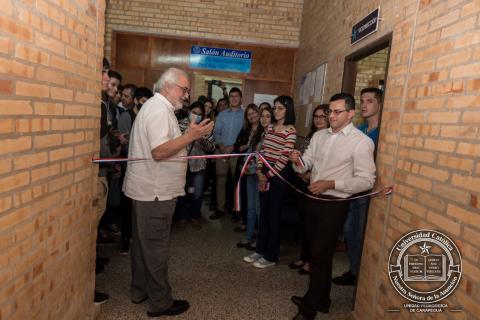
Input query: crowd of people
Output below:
<box><xmin>95</xmin><ymin>62</ymin><xmax>382</xmax><ymax>319</ymax></box>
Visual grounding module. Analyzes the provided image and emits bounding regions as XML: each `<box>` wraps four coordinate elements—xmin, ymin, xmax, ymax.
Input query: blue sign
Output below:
<box><xmin>351</xmin><ymin>7</ymin><xmax>380</xmax><ymax>45</ymax></box>
<box><xmin>189</xmin><ymin>46</ymin><xmax>252</xmax><ymax>73</ymax></box>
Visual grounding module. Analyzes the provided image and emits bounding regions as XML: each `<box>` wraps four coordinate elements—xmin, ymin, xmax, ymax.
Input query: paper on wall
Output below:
<box><xmin>314</xmin><ymin>63</ymin><xmax>327</xmax><ymax>103</ymax></box>
<box><xmin>305</xmin><ymin>103</ymin><xmax>313</xmax><ymax>128</ymax></box>
<box><xmin>253</xmin><ymin>93</ymin><xmax>277</xmax><ymax>107</ymax></box>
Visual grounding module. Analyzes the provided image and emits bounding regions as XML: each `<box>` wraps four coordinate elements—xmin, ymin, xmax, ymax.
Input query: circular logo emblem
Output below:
<box><xmin>192</xmin><ymin>46</ymin><xmax>201</xmax><ymax>54</ymax></box>
<box><xmin>388</xmin><ymin>229</ymin><xmax>462</xmax><ymax>303</ymax></box>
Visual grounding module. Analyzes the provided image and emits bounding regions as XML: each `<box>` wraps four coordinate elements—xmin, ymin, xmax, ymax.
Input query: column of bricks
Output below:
<box><xmin>0</xmin><ymin>0</ymin><xmax>105</xmax><ymax>319</ymax></box>
<box><xmin>296</xmin><ymin>0</ymin><xmax>479</xmax><ymax>319</ymax></box>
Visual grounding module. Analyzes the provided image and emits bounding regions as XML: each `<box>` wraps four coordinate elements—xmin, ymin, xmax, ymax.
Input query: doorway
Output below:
<box><xmin>192</xmin><ymin>74</ymin><xmax>242</xmax><ymax>101</ymax></box>
<box><xmin>341</xmin><ymin>34</ymin><xmax>391</xmax><ymax>310</ymax></box>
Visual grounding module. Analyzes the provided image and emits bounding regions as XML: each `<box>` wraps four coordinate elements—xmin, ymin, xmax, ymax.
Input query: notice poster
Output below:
<box><xmin>314</xmin><ymin>63</ymin><xmax>327</xmax><ymax>103</ymax></box>
<box><xmin>305</xmin><ymin>103</ymin><xmax>313</xmax><ymax>128</ymax></box>
<box><xmin>253</xmin><ymin>93</ymin><xmax>277</xmax><ymax>107</ymax></box>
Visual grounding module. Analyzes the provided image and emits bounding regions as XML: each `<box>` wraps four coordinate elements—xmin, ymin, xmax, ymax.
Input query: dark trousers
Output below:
<box><xmin>204</xmin><ymin>159</ymin><xmax>217</xmax><ymax>208</ymax></box>
<box><xmin>299</xmin><ymin>197</ymin><xmax>350</xmax><ymax>318</ymax></box>
<box><xmin>175</xmin><ymin>170</ymin><xmax>206</xmax><ymax>220</ymax></box>
<box><xmin>120</xmin><ymin>193</ymin><xmax>132</xmax><ymax>242</ymax></box>
<box><xmin>131</xmin><ymin>199</ymin><xmax>176</xmax><ymax>313</ymax></box>
<box><xmin>293</xmin><ymin>175</ymin><xmax>311</xmax><ymax>263</ymax></box>
<box><xmin>256</xmin><ymin>170</ymin><xmax>289</xmax><ymax>262</ymax></box>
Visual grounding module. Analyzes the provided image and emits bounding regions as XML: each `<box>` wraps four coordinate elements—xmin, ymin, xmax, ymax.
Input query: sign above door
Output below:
<box><xmin>189</xmin><ymin>46</ymin><xmax>252</xmax><ymax>73</ymax></box>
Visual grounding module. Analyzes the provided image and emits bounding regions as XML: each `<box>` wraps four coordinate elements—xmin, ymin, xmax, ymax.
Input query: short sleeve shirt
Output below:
<box><xmin>123</xmin><ymin>93</ymin><xmax>187</xmax><ymax>201</ymax></box>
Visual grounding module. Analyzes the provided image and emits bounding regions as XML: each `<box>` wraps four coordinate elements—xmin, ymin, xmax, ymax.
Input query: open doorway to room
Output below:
<box><xmin>341</xmin><ymin>34</ymin><xmax>391</xmax><ymax>310</ymax></box>
<box><xmin>192</xmin><ymin>74</ymin><xmax>242</xmax><ymax>102</ymax></box>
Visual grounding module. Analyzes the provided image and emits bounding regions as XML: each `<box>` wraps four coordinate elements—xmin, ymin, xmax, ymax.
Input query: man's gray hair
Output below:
<box><xmin>154</xmin><ymin>68</ymin><xmax>188</xmax><ymax>93</ymax></box>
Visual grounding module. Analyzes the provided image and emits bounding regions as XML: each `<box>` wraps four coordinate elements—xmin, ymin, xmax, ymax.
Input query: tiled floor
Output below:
<box><xmin>96</xmin><ymin>208</ymin><xmax>355</xmax><ymax>320</ymax></box>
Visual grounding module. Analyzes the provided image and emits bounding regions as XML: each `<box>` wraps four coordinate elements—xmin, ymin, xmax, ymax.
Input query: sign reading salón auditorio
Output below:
<box><xmin>189</xmin><ymin>46</ymin><xmax>252</xmax><ymax>73</ymax></box>
<box><xmin>388</xmin><ymin>229</ymin><xmax>462</xmax><ymax>313</ymax></box>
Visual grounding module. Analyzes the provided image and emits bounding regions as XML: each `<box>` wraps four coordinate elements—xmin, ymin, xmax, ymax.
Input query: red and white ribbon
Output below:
<box><xmin>92</xmin><ymin>152</ymin><xmax>393</xmax><ymax>210</ymax></box>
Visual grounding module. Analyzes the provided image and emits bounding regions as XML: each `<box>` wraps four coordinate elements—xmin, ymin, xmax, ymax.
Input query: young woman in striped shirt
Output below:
<box><xmin>243</xmin><ymin>95</ymin><xmax>297</xmax><ymax>268</ymax></box>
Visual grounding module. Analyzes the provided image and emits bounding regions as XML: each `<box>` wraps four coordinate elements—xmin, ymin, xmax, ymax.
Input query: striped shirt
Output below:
<box><xmin>257</xmin><ymin>124</ymin><xmax>297</xmax><ymax>179</ymax></box>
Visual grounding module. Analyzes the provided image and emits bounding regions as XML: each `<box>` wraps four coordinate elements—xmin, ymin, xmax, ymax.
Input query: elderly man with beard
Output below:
<box><xmin>123</xmin><ymin>68</ymin><xmax>214</xmax><ymax>317</ymax></box>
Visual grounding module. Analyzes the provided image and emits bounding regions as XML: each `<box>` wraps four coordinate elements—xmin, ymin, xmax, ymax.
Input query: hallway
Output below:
<box><xmin>96</xmin><ymin>209</ymin><xmax>354</xmax><ymax>319</ymax></box>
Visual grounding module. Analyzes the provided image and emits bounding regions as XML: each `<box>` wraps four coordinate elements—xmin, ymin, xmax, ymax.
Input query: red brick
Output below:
<box><xmin>456</xmin><ymin>142</ymin><xmax>480</xmax><ymax>156</ymax></box>
<box><xmin>63</xmin><ymin>104</ymin><xmax>85</xmax><ymax>116</ymax></box>
<box><xmin>65</xmin><ymin>46</ymin><xmax>87</xmax><ymax>64</ymax></box>
<box><xmin>419</xmin><ymin>165</ymin><xmax>450</xmax><ymax>181</ymax></box>
<box><xmin>33</xmin><ymin>134</ymin><xmax>62</xmax><ymax>148</ymax></box>
<box><xmin>437</xmin><ymin>154</ymin><xmax>474</xmax><ymax>172</ymax></box>
<box><xmin>10</xmin><ymin>61</ymin><xmax>34</xmax><ymax>78</ymax></box>
<box><xmin>447</xmin><ymin>203</ymin><xmax>480</xmax><ymax>225</ymax></box>
<box><xmin>16</xmin><ymin>82</ymin><xmax>50</xmax><ymax>98</ymax></box>
<box><xmin>34</xmin><ymin>32</ymin><xmax>65</xmax><ymax>55</ymax></box>
<box><xmin>0</xmin><ymin>119</ymin><xmax>14</xmax><ymax>134</ymax></box>
<box><xmin>62</xmin><ymin>132</ymin><xmax>84</xmax><ymax>144</ymax></box>
<box><xmin>0</xmin><ymin>159</ymin><xmax>12</xmax><ymax>176</ymax></box>
<box><xmin>462</xmin><ymin>112</ymin><xmax>480</xmax><ymax>124</ymax></box>
<box><xmin>424</xmin><ymin>138</ymin><xmax>456</xmax><ymax>152</ymax></box>
<box><xmin>451</xmin><ymin>62</ymin><xmax>480</xmax><ymax>78</ymax></box>
<box><xmin>0</xmin><ymin>136</ymin><xmax>32</xmax><ymax>155</ymax></box>
<box><xmin>50</xmin><ymin>87</ymin><xmax>73</xmax><ymax>101</ymax></box>
<box><xmin>0</xmin><ymin>79</ymin><xmax>13</xmax><ymax>94</ymax></box>
<box><xmin>75</xmin><ymin>91</ymin><xmax>95</xmax><ymax>104</ymax></box>
<box><xmin>51</xmin><ymin>119</ymin><xmax>75</xmax><ymax>131</ymax></box>
<box><xmin>14</xmin><ymin>152</ymin><xmax>49</xmax><ymax>170</ymax></box>
<box><xmin>426</xmin><ymin>210</ymin><xmax>461</xmax><ymax>236</ymax></box>
<box><xmin>0</xmin><ymin>15</ymin><xmax>33</xmax><ymax>41</ymax></box>
<box><xmin>447</xmin><ymin>95</ymin><xmax>480</xmax><ymax>108</ymax></box>
<box><xmin>0</xmin><ymin>36</ymin><xmax>11</xmax><ymax>54</ymax></box>
<box><xmin>48</xmin><ymin>174</ymin><xmax>73</xmax><ymax>192</ymax></box>
<box><xmin>14</xmin><ymin>44</ymin><xmax>50</xmax><ymax>65</ymax></box>
<box><xmin>49</xmin><ymin>147</ymin><xmax>73</xmax><ymax>161</ymax></box>
<box><xmin>15</xmin><ymin>118</ymin><xmax>50</xmax><ymax>133</ymax></box>
<box><xmin>440</xmin><ymin>125</ymin><xmax>478</xmax><ymax>139</ymax></box>
<box><xmin>451</xmin><ymin>173</ymin><xmax>480</xmax><ymax>193</ymax></box>
<box><xmin>36</xmin><ymin>67</ymin><xmax>66</xmax><ymax>86</ymax></box>
<box><xmin>436</xmin><ymin>48</ymin><xmax>472</xmax><ymax>67</ymax></box>
<box><xmin>440</xmin><ymin>16</ymin><xmax>477</xmax><ymax>39</ymax></box>
<box><xmin>0</xmin><ymin>172</ymin><xmax>30</xmax><ymax>193</ymax></box>
<box><xmin>31</xmin><ymin>163</ymin><xmax>61</xmax><ymax>182</ymax></box>
<box><xmin>427</xmin><ymin>111</ymin><xmax>460</xmax><ymax>123</ymax></box>
<box><xmin>34</xmin><ymin>102</ymin><xmax>63</xmax><ymax>115</ymax></box>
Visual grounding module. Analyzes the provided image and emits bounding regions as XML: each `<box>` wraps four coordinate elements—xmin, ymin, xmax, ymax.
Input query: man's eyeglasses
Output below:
<box><xmin>325</xmin><ymin>109</ymin><xmax>349</xmax><ymax>116</ymax></box>
<box><xmin>175</xmin><ymin>84</ymin><xmax>190</xmax><ymax>95</ymax></box>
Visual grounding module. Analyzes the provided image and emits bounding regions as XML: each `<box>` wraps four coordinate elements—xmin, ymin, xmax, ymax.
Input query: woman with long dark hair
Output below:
<box><xmin>243</xmin><ymin>96</ymin><xmax>297</xmax><ymax>268</ymax></box>
<box><xmin>233</xmin><ymin>104</ymin><xmax>260</xmax><ymax>233</ymax></box>
<box><xmin>288</xmin><ymin>104</ymin><xmax>329</xmax><ymax>275</ymax></box>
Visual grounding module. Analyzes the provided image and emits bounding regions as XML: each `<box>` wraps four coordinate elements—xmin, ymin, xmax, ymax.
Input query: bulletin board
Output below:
<box><xmin>296</xmin><ymin>62</ymin><xmax>327</xmax><ymax>137</ymax></box>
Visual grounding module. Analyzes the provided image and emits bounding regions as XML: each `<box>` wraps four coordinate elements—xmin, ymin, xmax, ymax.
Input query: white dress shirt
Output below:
<box><xmin>123</xmin><ymin>93</ymin><xmax>187</xmax><ymax>201</ymax></box>
<box><xmin>293</xmin><ymin>123</ymin><xmax>376</xmax><ymax>198</ymax></box>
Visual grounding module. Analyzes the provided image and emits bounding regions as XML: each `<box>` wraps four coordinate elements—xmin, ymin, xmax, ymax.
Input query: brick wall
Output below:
<box><xmin>354</xmin><ymin>47</ymin><xmax>388</xmax><ymax>100</ymax></box>
<box><xmin>297</xmin><ymin>0</ymin><xmax>479</xmax><ymax>318</ymax></box>
<box><xmin>0</xmin><ymin>0</ymin><xmax>105</xmax><ymax>319</ymax></box>
<box><xmin>104</xmin><ymin>0</ymin><xmax>303</xmax><ymax>61</ymax></box>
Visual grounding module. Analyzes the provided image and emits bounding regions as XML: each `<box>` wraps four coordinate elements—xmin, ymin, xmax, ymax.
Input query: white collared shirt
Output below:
<box><xmin>293</xmin><ymin>123</ymin><xmax>376</xmax><ymax>198</ymax></box>
<box><xmin>123</xmin><ymin>93</ymin><xmax>187</xmax><ymax>201</ymax></box>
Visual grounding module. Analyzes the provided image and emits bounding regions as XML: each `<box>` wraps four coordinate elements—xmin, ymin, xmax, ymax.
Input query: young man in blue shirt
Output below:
<box><xmin>210</xmin><ymin>87</ymin><xmax>244</xmax><ymax>219</ymax></box>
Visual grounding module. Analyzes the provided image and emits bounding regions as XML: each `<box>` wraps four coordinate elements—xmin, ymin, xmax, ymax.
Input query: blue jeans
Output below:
<box><xmin>246</xmin><ymin>175</ymin><xmax>260</xmax><ymax>241</ymax></box>
<box><xmin>344</xmin><ymin>197</ymin><xmax>368</xmax><ymax>275</ymax></box>
<box><xmin>176</xmin><ymin>170</ymin><xmax>205</xmax><ymax>220</ymax></box>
